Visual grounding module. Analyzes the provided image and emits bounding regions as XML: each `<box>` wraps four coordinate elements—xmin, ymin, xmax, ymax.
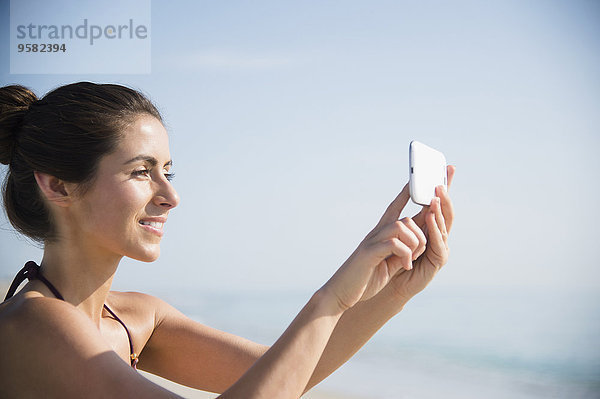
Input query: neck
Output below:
<box><xmin>39</xmin><ymin>239</ymin><xmax>123</xmax><ymax>326</ymax></box>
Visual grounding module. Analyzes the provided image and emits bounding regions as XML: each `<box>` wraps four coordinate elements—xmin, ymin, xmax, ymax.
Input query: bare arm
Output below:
<box><xmin>219</xmin><ymin>290</ymin><xmax>343</xmax><ymax>398</ymax></box>
<box><xmin>304</xmin><ymin>285</ymin><xmax>405</xmax><ymax>393</ymax></box>
<box><xmin>305</xmin><ymin>165</ymin><xmax>456</xmax><ymax>392</ymax></box>
<box><xmin>137</xmin><ymin>294</ymin><xmax>270</xmax><ymax>393</ymax></box>
<box><xmin>139</xmin><ymin>289</ymin><xmax>342</xmax><ymax>398</ymax></box>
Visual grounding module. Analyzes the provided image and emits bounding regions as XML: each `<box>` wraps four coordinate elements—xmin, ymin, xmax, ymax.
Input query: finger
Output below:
<box><xmin>366</xmin><ymin>236</ymin><xmax>414</xmax><ymax>271</ymax></box>
<box><xmin>446</xmin><ymin>165</ymin><xmax>456</xmax><ymax>190</ymax></box>
<box><xmin>426</xmin><ymin>205</ymin><xmax>441</xmax><ymax>243</ymax></box>
<box><xmin>372</xmin><ymin>238</ymin><xmax>413</xmax><ymax>271</ymax></box>
<box><xmin>402</xmin><ymin>217</ymin><xmax>427</xmax><ymax>260</ymax></box>
<box><xmin>369</xmin><ymin>218</ymin><xmax>427</xmax><ymax>261</ymax></box>
<box><xmin>373</xmin><ymin>183</ymin><xmax>411</xmax><ymax>232</ymax></box>
<box><xmin>423</xmin><ymin>200</ymin><xmax>447</xmax><ymax>267</ymax></box>
<box><xmin>412</xmin><ymin>206</ymin><xmax>428</xmax><ymax>230</ymax></box>
<box><xmin>435</xmin><ymin>184</ymin><xmax>455</xmax><ymax>233</ymax></box>
<box><xmin>432</xmin><ymin>197</ymin><xmax>448</xmax><ymax>243</ymax></box>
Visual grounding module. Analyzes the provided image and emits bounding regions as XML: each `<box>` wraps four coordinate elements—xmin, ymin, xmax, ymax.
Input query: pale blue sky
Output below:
<box><xmin>1</xmin><ymin>0</ymin><xmax>599</xmax><ymax>296</ymax></box>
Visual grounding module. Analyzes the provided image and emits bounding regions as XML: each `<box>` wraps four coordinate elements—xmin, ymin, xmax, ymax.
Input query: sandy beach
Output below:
<box><xmin>1</xmin><ymin>280</ymin><xmax>9</xmax><ymax>300</ymax></box>
<box><xmin>141</xmin><ymin>370</ymin><xmax>363</xmax><ymax>399</ymax></box>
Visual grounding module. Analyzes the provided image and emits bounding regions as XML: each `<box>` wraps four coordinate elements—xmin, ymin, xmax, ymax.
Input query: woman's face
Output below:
<box><xmin>68</xmin><ymin>114</ymin><xmax>180</xmax><ymax>262</ymax></box>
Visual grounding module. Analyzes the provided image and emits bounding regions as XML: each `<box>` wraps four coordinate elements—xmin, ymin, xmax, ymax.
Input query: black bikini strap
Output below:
<box><xmin>4</xmin><ymin>261</ymin><xmax>64</xmax><ymax>301</ymax></box>
<box><xmin>103</xmin><ymin>304</ymin><xmax>139</xmax><ymax>369</ymax></box>
<box><xmin>4</xmin><ymin>261</ymin><xmax>138</xmax><ymax>369</ymax></box>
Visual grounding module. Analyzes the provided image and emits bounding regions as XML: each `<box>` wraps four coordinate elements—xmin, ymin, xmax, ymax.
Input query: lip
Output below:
<box><xmin>138</xmin><ymin>217</ymin><xmax>167</xmax><ymax>237</ymax></box>
<box><xmin>140</xmin><ymin>217</ymin><xmax>167</xmax><ymax>223</ymax></box>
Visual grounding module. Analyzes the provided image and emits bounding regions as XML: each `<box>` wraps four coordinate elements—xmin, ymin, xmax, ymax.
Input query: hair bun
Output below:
<box><xmin>0</xmin><ymin>85</ymin><xmax>38</xmax><ymax>165</ymax></box>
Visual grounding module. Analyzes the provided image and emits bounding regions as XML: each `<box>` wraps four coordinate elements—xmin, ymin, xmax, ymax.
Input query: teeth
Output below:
<box><xmin>139</xmin><ymin>221</ymin><xmax>164</xmax><ymax>229</ymax></box>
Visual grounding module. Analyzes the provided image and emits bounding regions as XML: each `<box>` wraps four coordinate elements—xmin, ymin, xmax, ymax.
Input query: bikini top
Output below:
<box><xmin>3</xmin><ymin>261</ymin><xmax>139</xmax><ymax>369</ymax></box>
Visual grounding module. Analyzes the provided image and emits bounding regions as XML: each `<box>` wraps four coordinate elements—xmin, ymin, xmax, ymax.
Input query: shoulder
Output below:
<box><xmin>103</xmin><ymin>290</ymin><xmax>185</xmax><ymax>350</ymax></box>
<box><xmin>0</xmin><ymin>294</ymin><xmax>90</xmax><ymax>340</ymax></box>
<box><xmin>107</xmin><ymin>290</ymin><xmax>166</xmax><ymax>309</ymax></box>
<box><xmin>0</xmin><ymin>289</ymin><xmax>173</xmax><ymax>337</ymax></box>
<box><xmin>0</xmin><ymin>294</ymin><xmax>181</xmax><ymax>398</ymax></box>
<box><xmin>105</xmin><ymin>290</ymin><xmax>177</xmax><ymax>327</ymax></box>
<box><xmin>107</xmin><ymin>290</ymin><xmax>193</xmax><ymax>323</ymax></box>
<box><xmin>0</xmin><ymin>296</ymin><xmax>106</xmax><ymax>396</ymax></box>
<box><xmin>0</xmin><ymin>295</ymin><xmax>108</xmax><ymax>364</ymax></box>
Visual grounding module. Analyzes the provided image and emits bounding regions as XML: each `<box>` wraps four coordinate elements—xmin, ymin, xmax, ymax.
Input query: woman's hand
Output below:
<box><xmin>320</xmin><ymin>166</ymin><xmax>455</xmax><ymax>312</ymax></box>
<box><xmin>388</xmin><ymin>165</ymin><xmax>455</xmax><ymax>302</ymax></box>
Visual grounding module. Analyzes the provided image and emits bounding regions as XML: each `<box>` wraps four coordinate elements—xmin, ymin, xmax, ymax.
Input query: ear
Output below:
<box><xmin>33</xmin><ymin>171</ymin><xmax>74</xmax><ymax>208</ymax></box>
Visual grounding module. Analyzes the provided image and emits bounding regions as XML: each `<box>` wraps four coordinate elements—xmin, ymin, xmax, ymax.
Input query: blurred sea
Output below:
<box><xmin>152</xmin><ymin>285</ymin><xmax>600</xmax><ymax>399</ymax></box>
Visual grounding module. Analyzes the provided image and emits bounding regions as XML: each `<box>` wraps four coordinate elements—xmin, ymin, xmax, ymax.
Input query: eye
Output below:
<box><xmin>164</xmin><ymin>172</ymin><xmax>175</xmax><ymax>182</ymax></box>
<box><xmin>132</xmin><ymin>169</ymin><xmax>150</xmax><ymax>178</ymax></box>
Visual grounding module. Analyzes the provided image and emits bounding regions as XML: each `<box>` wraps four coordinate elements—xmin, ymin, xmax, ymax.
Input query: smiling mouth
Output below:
<box><xmin>139</xmin><ymin>221</ymin><xmax>164</xmax><ymax>229</ymax></box>
<box><xmin>138</xmin><ymin>219</ymin><xmax>165</xmax><ymax>237</ymax></box>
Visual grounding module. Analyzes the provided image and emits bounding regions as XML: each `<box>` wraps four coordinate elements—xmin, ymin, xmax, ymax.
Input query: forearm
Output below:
<box><xmin>305</xmin><ymin>286</ymin><xmax>407</xmax><ymax>393</ymax></box>
<box><xmin>218</xmin><ymin>289</ymin><xmax>343</xmax><ymax>399</ymax></box>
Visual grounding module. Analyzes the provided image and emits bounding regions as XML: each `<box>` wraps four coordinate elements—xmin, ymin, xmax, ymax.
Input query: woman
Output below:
<box><xmin>0</xmin><ymin>82</ymin><xmax>455</xmax><ymax>398</ymax></box>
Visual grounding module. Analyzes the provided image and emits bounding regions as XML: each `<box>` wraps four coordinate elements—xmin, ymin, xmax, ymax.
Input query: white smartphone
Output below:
<box><xmin>409</xmin><ymin>141</ymin><xmax>447</xmax><ymax>206</ymax></box>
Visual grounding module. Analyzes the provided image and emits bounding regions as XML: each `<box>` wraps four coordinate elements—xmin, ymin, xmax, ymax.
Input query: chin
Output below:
<box><xmin>128</xmin><ymin>246</ymin><xmax>161</xmax><ymax>262</ymax></box>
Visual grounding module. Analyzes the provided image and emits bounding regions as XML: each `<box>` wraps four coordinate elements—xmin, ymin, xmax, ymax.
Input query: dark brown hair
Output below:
<box><xmin>0</xmin><ymin>82</ymin><xmax>163</xmax><ymax>243</ymax></box>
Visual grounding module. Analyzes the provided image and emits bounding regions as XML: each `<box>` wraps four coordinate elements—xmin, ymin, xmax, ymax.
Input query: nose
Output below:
<box><xmin>153</xmin><ymin>178</ymin><xmax>180</xmax><ymax>209</ymax></box>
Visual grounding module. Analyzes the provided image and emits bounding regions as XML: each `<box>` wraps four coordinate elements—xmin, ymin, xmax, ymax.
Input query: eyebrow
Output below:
<box><xmin>124</xmin><ymin>155</ymin><xmax>173</xmax><ymax>167</ymax></box>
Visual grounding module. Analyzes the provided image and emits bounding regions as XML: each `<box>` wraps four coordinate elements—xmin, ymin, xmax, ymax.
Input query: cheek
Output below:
<box><xmin>80</xmin><ymin>183</ymin><xmax>149</xmax><ymax>235</ymax></box>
